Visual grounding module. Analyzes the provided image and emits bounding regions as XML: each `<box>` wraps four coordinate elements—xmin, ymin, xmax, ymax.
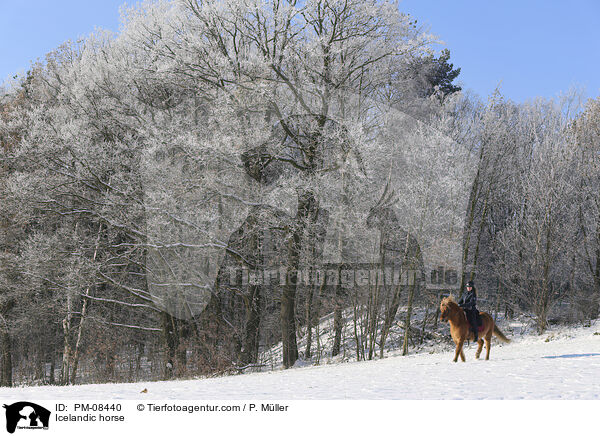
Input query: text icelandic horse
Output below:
<box><xmin>439</xmin><ymin>296</ymin><xmax>510</xmax><ymax>362</ymax></box>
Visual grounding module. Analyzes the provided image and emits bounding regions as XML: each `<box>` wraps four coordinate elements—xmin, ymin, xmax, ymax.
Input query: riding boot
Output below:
<box><xmin>472</xmin><ymin>327</ymin><xmax>478</xmax><ymax>342</ymax></box>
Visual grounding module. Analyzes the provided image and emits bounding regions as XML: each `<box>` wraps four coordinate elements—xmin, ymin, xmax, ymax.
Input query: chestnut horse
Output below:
<box><xmin>439</xmin><ymin>296</ymin><xmax>510</xmax><ymax>362</ymax></box>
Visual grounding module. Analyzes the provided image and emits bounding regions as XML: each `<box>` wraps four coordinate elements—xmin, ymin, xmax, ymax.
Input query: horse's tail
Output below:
<box><xmin>493</xmin><ymin>324</ymin><xmax>510</xmax><ymax>343</ymax></box>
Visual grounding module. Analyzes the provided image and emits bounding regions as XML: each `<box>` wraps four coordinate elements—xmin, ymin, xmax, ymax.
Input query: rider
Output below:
<box><xmin>458</xmin><ymin>280</ymin><xmax>479</xmax><ymax>342</ymax></box>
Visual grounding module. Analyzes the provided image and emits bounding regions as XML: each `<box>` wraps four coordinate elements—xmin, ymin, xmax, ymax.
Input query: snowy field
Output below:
<box><xmin>1</xmin><ymin>320</ymin><xmax>598</xmax><ymax>400</ymax></box>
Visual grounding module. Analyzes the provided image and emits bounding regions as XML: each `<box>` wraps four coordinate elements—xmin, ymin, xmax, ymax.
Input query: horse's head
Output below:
<box><xmin>439</xmin><ymin>296</ymin><xmax>457</xmax><ymax>322</ymax></box>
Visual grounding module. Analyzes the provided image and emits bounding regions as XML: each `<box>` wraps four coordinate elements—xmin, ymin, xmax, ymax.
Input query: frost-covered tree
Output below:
<box><xmin>495</xmin><ymin>98</ymin><xmax>579</xmax><ymax>333</ymax></box>
<box><xmin>131</xmin><ymin>0</ymin><xmax>439</xmax><ymax>367</ymax></box>
<box><xmin>572</xmin><ymin>98</ymin><xmax>600</xmax><ymax>321</ymax></box>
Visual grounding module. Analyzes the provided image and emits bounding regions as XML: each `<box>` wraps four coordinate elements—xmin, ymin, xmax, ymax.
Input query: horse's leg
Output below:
<box><xmin>453</xmin><ymin>339</ymin><xmax>464</xmax><ymax>363</ymax></box>
<box><xmin>485</xmin><ymin>333</ymin><xmax>492</xmax><ymax>360</ymax></box>
<box><xmin>460</xmin><ymin>349</ymin><xmax>466</xmax><ymax>362</ymax></box>
<box><xmin>475</xmin><ymin>339</ymin><xmax>484</xmax><ymax>359</ymax></box>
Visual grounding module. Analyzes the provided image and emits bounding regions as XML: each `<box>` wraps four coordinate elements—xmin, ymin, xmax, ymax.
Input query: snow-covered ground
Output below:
<box><xmin>1</xmin><ymin>320</ymin><xmax>598</xmax><ymax>400</ymax></box>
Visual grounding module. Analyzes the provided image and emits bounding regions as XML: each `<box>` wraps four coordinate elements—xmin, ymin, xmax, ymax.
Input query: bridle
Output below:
<box><xmin>440</xmin><ymin>304</ymin><xmax>449</xmax><ymax>322</ymax></box>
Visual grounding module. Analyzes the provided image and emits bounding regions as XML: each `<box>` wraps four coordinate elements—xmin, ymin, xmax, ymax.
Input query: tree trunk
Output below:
<box><xmin>379</xmin><ymin>283</ymin><xmax>402</xmax><ymax>358</ymax></box>
<box><xmin>69</xmin><ymin>299</ymin><xmax>86</xmax><ymax>384</ymax></box>
<box><xmin>420</xmin><ymin>305</ymin><xmax>429</xmax><ymax>345</ymax></box>
<box><xmin>494</xmin><ymin>278</ymin><xmax>501</xmax><ymax>321</ymax></box>
<box><xmin>367</xmin><ymin>231</ymin><xmax>387</xmax><ymax>361</ymax></box>
<box><xmin>49</xmin><ymin>358</ymin><xmax>55</xmax><ymax>385</ymax></box>
<box><xmin>402</xmin><ymin>281</ymin><xmax>417</xmax><ymax>356</ymax></box>
<box><xmin>352</xmin><ymin>298</ymin><xmax>362</xmax><ymax>361</ymax></box>
<box><xmin>460</xmin><ymin>141</ymin><xmax>488</xmax><ymax>297</ymax></box>
<box><xmin>240</xmin><ymin>283</ymin><xmax>261</xmax><ymax>365</ymax></box>
<box><xmin>281</xmin><ymin>230</ymin><xmax>300</xmax><ymax>368</ymax></box>
<box><xmin>236</xmin><ymin>212</ymin><xmax>264</xmax><ymax>366</ymax></box>
<box><xmin>367</xmin><ymin>284</ymin><xmax>379</xmax><ymax>360</ymax></box>
<box><xmin>160</xmin><ymin>310</ymin><xmax>179</xmax><ymax>379</ymax></box>
<box><xmin>304</xmin><ymin>282</ymin><xmax>313</xmax><ymax>359</ymax></box>
<box><xmin>380</xmin><ymin>231</ymin><xmax>417</xmax><ymax>357</ymax></box>
<box><xmin>469</xmin><ymin>191</ymin><xmax>490</xmax><ymax>283</ymax></box>
<box><xmin>60</xmin><ymin>295</ymin><xmax>72</xmax><ymax>385</ymax></box>
<box><xmin>135</xmin><ymin>343</ymin><xmax>144</xmax><ymax>380</ymax></box>
<box><xmin>313</xmin><ymin>279</ymin><xmax>325</xmax><ymax>364</ymax></box>
<box><xmin>331</xmin><ymin>265</ymin><xmax>344</xmax><ymax>357</ymax></box>
<box><xmin>71</xmin><ymin>224</ymin><xmax>102</xmax><ymax>383</ymax></box>
<box><xmin>0</xmin><ymin>301</ymin><xmax>14</xmax><ymax>387</ymax></box>
<box><xmin>281</xmin><ymin>190</ymin><xmax>316</xmax><ymax>368</ymax></box>
<box><xmin>0</xmin><ymin>329</ymin><xmax>12</xmax><ymax>387</ymax></box>
<box><xmin>304</xmin><ymin>240</ymin><xmax>317</xmax><ymax>359</ymax></box>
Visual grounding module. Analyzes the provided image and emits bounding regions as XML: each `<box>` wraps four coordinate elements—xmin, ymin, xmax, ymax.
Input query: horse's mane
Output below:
<box><xmin>441</xmin><ymin>295</ymin><xmax>458</xmax><ymax>306</ymax></box>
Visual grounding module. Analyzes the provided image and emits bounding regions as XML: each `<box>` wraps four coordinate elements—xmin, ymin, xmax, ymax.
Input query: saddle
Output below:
<box><xmin>469</xmin><ymin>322</ymin><xmax>485</xmax><ymax>332</ymax></box>
<box><xmin>460</xmin><ymin>305</ymin><xmax>483</xmax><ymax>331</ymax></box>
<box><xmin>467</xmin><ymin>313</ymin><xmax>484</xmax><ymax>332</ymax></box>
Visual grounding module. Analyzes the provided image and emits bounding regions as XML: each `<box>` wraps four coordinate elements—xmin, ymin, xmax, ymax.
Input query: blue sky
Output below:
<box><xmin>400</xmin><ymin>0</ymin><xmax>600</xmax><ymax>102</ymax></box>
<box><xmin>1</xmin><ymin>1</ymin><xmax>599</xmax><ymax>102</ymax></box>
<box><xmin>0</xmin><ymin>0</ymin><xmax>123</xmax><ymax>81</ymax></box>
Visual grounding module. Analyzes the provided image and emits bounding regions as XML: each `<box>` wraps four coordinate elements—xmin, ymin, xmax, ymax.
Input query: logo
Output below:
<box><xmin>3</xmin><ymin>402</ymin><xmax>50</xmax><ymax>433</ymax></box>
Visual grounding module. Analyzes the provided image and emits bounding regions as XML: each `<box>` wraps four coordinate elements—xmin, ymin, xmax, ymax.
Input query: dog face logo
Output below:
<box><xmin>2</xmin><ymin>402</ymin><xmax>50</xmax><ymax>433</ymax></box>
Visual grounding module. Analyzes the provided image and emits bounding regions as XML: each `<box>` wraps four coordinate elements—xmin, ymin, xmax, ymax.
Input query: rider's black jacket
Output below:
<box><xmin>458</xmin><ymin>290</ymin><xmax>477</xmax><ymax>312</ymax></box>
